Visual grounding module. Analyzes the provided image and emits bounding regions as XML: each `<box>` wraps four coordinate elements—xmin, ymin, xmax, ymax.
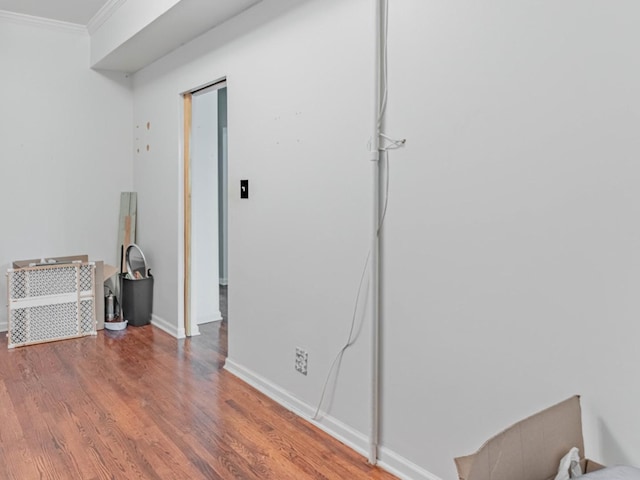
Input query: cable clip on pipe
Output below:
<box><xmin>379</xmin><ymin>132</ymin><xmax>406</xmax><ymax>151</ymax></box>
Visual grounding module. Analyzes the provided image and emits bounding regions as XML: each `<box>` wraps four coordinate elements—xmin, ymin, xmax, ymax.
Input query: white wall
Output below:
<box><xmin>132</xmin><ymin>0</ymin><xmax>376</xmax><ymax>455</ymax></box>
<box><xmin>0</xmin><ymin>18</ymin><xmax>133</xmax><ymax>331</ymax></box>
<box><xmin>381</xmin><ymin>1</ymin><xmax>640</xmax><ymax>478</ymax></box>
<box><xmin>191</xmin><ymin>87</ymin><xmax>222</xmax><ymax>326</ymax></box>
<box><xmin>132</xmin><ymin>1</ymin><xmax>640</xmax><ymax>479</ymax></box>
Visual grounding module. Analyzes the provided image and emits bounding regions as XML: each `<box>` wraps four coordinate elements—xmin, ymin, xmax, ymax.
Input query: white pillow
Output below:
<box><xmin>579</xmin><ymin>466</ymin><xmax>640</xmax><ymax>480</ymax></box>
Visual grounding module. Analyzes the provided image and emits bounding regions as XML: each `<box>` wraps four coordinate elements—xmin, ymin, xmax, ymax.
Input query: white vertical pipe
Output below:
<box><xmin>369</xmin><ymin>0</ymin><xmax>383</xmax><ymax>466</ymax></box>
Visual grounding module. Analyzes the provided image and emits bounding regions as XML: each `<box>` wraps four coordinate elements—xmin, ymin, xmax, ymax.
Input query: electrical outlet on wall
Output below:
<box><xmin>295</xmin><ymin>347</ymin><xmax>308</xmax><ymax>376</ymax></box>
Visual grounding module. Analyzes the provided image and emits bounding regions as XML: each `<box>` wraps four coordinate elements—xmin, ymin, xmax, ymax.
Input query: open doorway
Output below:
<box><xmin>183</xmin><ymin>81</ymin><xmax>228</xmax><ymax>341</ymax></box>
<box><xmin>217</xmin><ymin>87</ymin><xmax>228</xmax><ymax>325</ymax></box>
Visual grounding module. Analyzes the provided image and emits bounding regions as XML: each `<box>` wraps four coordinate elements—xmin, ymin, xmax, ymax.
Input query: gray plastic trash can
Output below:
<box><xmin>121</xmin><ymin>274</ymin><xmax>153</xmax><ymax>327</ymax></box>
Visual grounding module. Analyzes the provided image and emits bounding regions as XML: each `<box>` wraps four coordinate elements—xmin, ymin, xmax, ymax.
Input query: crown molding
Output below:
<box><xmin>0</xmin><ymin>10</ymin><xmax>87</xmax><ymax>34</ymax></box>
<box><xmin>87</xmin><ymin>0</ymin><xmax>127</xmax><ymax>35</ymax></box>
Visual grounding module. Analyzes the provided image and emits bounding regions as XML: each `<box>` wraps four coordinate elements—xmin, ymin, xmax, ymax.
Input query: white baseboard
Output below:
<box><xmin>378</xmin><ymin>447</ymin><xmax>443</xmax><ymax>480</ymax></box>
<box><xmin>224</xmin><ymin>358</ymin><xmax>441</xmax><ymax>480</ymax></box>
<box><xmin>196</xmin><ymin>311</ymin><xmax>223</xmax><ymax>325</ymax></box>
<box><xmin>151</xmin><ymin>314</ymin><xmax>185</xmax><ymax>339</ymax></box>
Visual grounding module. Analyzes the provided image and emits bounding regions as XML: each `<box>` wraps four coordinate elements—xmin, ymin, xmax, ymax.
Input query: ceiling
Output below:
<box><xmin>0</xmin><ymin>0</ymin><xmax>263</xmax><ymax>72</ymax></box>
<box><xmin>0</xmin><ymin>0</ymin><xmax>109</xmax><ymax>25</ymax></box>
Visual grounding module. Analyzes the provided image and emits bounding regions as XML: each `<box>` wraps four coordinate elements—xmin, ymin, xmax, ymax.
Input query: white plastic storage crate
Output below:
<box><xmin>6</xmin><ymin>262</ymin><xmax>97</xmax><ymax>348</ymax></box>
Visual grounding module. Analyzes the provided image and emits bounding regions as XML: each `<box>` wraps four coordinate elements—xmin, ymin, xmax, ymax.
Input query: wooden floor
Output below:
<box><xmin>0</xmin><ymin>320</ymin><xmax>398</xmax><ymax>479</ymax></box>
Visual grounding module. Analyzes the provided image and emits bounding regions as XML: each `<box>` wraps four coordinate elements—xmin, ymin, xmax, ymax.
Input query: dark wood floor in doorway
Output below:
<box><xmin>0</xmin><ymin>316</ymin><xmax>396</xmax><ymax>479</ymax></box>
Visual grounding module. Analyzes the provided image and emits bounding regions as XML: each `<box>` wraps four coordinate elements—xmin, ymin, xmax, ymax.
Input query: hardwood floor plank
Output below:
<box><xmin>0</xmin><ymin>321</ymin><xmax>398</xmax><ymax>480</ymax></box>
<box><xmin>0</xmin><ymin>382</ymin><xmax>42</xmax><ymax>480</ymax></box>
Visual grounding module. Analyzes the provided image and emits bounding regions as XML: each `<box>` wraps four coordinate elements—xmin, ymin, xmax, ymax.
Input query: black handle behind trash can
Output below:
<box><xmin>121</xmin><ymin>274</ymin><xmax>153</xmax><ymax>326</ymax></box>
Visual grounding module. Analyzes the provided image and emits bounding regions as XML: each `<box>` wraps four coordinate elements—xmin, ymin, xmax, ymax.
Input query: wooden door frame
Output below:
<box><xmin>182</xmin><ymin>79</ymin><xmax>227</xmax><ymax>337</ymax></box>
<box><xmin>183</xmin><ymin>92</ymin><xmax>194</xmax><ymax>336</ymax></box>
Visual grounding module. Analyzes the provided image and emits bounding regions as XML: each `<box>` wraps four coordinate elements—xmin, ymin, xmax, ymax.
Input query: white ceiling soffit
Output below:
<box><xmin>92</xmin><ymin>0</ymin><xmax>262</xmax><ymax>73</ymax></box>
<box><xmin>0</xmin><ymin>0</ymin><xmax>108</xmax><ymax>25</ymax></box>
